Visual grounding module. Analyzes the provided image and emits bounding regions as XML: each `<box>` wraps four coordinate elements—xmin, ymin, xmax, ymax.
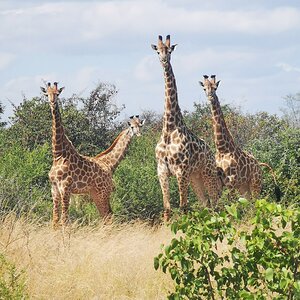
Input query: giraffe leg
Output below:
<box><xmin>190</xmin><ymin>173</ymin><xmax>208</xmax><ymax>207</ymax></box>
<box><xmin>201</xmin><ymin>168</ymin><xmax>222</xmax><ymax>208</ymax></box>
<box><xmin>206</xmin><ymin>184</ymin><xmax>220</xmax><ymax>208</ymax></box>
<box><xmin>221</xmin><ymin>172</ymin><xmax>240</xmax><ymax>201</ymax></box>
<box><xmin>159</xmin><ymin>175</ymin><xmax>171</xmax><ymax>221</ymax></box>
<box><xmin>239</xmin><ymin>183</ymin><xmax>252</xmax><ymax>200</ymax></box>
<box><xmin>90</xmin><ymin>188</ymin><xmax>112</xmax><ymax>220</ymax></box>
<box><xmin>60</xmin><ymin>188</ymin><xmax>71</xmax><ymax>226</ymax></box>
<box><xmin>249</xmin><ymin>177</ymin><xmax>262</xmax><ymax>200</ymax></box>
<box><xmin>51</xmin><ymin>183</ymin><xmax>61</xmax><ymax>229</ymax></box>
<box><xmin>176</xmin><ymin>173</ymin><xmax>190</xmax><ymax>212</ymax></box>
<box><xmin>157</xmin><ymin>163</ymin><xmax>171</xmax><ymax>221</ymax></box>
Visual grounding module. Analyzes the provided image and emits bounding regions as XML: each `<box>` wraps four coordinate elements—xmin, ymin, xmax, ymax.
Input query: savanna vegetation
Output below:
<box><xmin>0</xmin><ymin>83</ymin><xmax>299</xmax><ymax>299</ymax></box>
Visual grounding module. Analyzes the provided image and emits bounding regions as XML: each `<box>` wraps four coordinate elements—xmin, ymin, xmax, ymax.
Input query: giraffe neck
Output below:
<box><xmin>209</xmin><ymin>94</ymin><xmax>236</xmax><ymax>153</ymax></box>
<box><xmin>95</xmin><ymin>128</ymin><xmax>132</xmax><ymax>172</ymax></box>
<box><xmin>162</xmin><ymin>61</ymin><xmax>184</xmax><ymax>133</ymax></box>
<box><xmin>49</xmin><ymin>96</ymin><xmax>76</xmax><ymax>159</ymax></box>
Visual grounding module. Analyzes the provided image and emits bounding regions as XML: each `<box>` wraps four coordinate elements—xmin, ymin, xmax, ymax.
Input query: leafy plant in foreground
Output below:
<box><xmin>154</xmin><ymin>199</ymin><xmax>300</xmax><ymax>299</ymax></box>
<box><xmin>0</xmin><ymin>253</ymin><xmax>28</xmax><ymax>299</ymax></box>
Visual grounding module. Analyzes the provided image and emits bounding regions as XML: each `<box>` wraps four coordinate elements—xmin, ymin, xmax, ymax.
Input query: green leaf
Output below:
<box><xmin>239</xmin><ymin>290</ymin><xmax>255</xmax><ymax>299</ymax></box>
<box><xmin>154</xmin><ymin>257</ymin><xmax>159</xmax><ymax>270</ymax></box>
<box><xmin>265</xmin><ymin>267</ymin><xmax>274</xmax><ymax>281</ymax></box>
<box><xmin>226</xmin><ymin>205</ymin><xmax>238</xmax><ymax>219</ymax></box>
<box><xmin>238</xmin><ymin>198</ymin><xmax>249</xmax><ymax>206</ymax></box>
<box><xmin>279</xmin><ymin>278</ymin><xmax>289</xmax><ymax>290</ymax></box>
<box><xmin>171</xmin><ymin>222</ymin><xmax>178</xmax><ymax>234</ymax></box>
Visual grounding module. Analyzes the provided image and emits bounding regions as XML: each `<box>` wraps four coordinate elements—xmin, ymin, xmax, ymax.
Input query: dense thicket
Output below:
<box><xmin>0</xmin><ymin>83</ymin><xmax>299</xmax><ymax>222</ymax></box>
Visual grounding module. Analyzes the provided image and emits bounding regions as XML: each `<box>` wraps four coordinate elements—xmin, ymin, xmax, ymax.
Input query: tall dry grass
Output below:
<box><xmin>0</xmin><ymin>214</ymin><xmax>174</xmax><ymax>299</ymax></box>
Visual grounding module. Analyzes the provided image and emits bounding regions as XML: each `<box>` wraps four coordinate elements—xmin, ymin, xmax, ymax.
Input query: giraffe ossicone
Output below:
<box><xmin>43</xmin><ymin>82</ymin><xmax>144</xmax><ymax>227</ymax></box>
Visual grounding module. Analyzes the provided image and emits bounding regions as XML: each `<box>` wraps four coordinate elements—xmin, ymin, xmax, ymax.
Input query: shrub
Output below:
<box><xmin>155</xmin><ymin>199</ymin><xmax>300</xmax><ymax>299</ymax></box>
<box><xmin>0</xmin><ymin>142</ymin><xmax>52</xmax><ymax>218</ymax></box>
<box><xmin>0</xmin><ymin>253</ymin><xmax>28</xmax><ymax>299</ymax></box>
<box><xmin>111</xmin><ymin>131</ymin><xmax>164</xmax><ymax>221</ymax></box>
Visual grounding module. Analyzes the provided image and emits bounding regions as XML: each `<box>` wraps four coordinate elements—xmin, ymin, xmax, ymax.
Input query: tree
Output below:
<box><xmin>6</xmin><ymin>83</ymin><xmax>124</xmax><ymax>155</ymax></box>
<box><xmin>0</xmin><ymin>101</ymin><xmax>7</xmax><ymax>128</ymax></box>
<box><xmin>281</xmin><ymin>93</ymin><xmax>300</xmax><ymax>128</ymax></box>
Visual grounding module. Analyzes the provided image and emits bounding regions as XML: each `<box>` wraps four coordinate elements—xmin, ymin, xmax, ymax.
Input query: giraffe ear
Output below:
<box><xmin>140</xmin><ymin>119</ymin><xmax>146</xmax><ymax>126</ymax></box>
<box><xmin>199</xmin><ymin>81</ymin><xmax>204</xmax><ymax>87</ymax></box>
<box><xmin>40</xmin><ymin>87</ymin><xmax>47</xmax><ymax>95</ymax></box>
<box><xmin>58</xmin><ymin>87</ymin><xmax>64</xmax><ymax>95</ymax></box>
<box><xmin>127</xmin><ymin>121</ymin><xmax>131</xmax><ymax>126</ymax></box>
<box><xmin>170</xmin><ymin>44</ymin><xmax>177</xmax><ymax>52</ymax></box>
<box><xmin>216</xmin><ymin>80</ymin><xmax>221</xmax><ymax>88</ymax></box>
<box><xmin>151</xmin><ymin>44</ymin><xmax>158</xmax><ymax>51</ymax></box>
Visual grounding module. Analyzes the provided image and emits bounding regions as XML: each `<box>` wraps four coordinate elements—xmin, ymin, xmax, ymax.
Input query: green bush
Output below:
<box><xmin>0</xmin><ymin>142</ymin><xmax>52</xmax><ymax>219</ymax></box>
<box><xmin>250</xmin><ymin>127</ymin><xmax>300</xmax><ymax>203</ymax></box>
<box><xmin>155</xmin><ymin>199</ymin><xmax>300</xmax><ymax>299</ymax></box>
<box><xmin>111</xmin><ymin>131</ymin><xmax>164</xmax><ymax>221</ymax></box>
<box><xmin>0</xmin><ymin>254</ymin><xmax>28</xmax><ymax>299</ymax></box>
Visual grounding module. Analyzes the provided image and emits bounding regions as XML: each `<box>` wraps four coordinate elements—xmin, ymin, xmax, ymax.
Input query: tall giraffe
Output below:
<box><xmin>41</xmin><ymin>82</ymin><xmax>144</xmax><ymax>226</ymax></box>
<box><xmin>151</xmin><ymin>35</ymin><xmax>223</xmax><ymax>220</ymax></box>
<box><xmin>200</xmin><ymin>75</ymin><xmax>280</xmax><ymax>199</ymax></box>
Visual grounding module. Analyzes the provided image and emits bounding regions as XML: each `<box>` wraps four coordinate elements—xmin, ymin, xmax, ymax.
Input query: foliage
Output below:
<box><xmin>250</xmin><ymin>126</ymin><xmax>300</xmax><ymax>203</ymax></box>
<box><xmin>281</xmin><ymin>93</ymin><xmax>300</xmax><ymax>128</ymax></box>
<box><xmin>186</xmin><ymin>102</ymin><xmax>286</xmax><ymax>150</ymax></box>
<box><xmin>73</xmin><ymin>82</ymin><xmax>125</xmax><ymax>155</ymax></box>
<box><xmin>0</xmin><ymin>253</ymin><xmax>28</xmax><ymax>299</ymax></box>
<box><xmin>111</xmin><ymin>130</ymin><xmax>164</xmax><ymax>221</ymax></box>
<box><xmin>0</xmin><ymin>102</ymin><xmax>6</xmax><ymax>128</ymax></box>
<box><xmin>6</xmin><ymin>83</ymin><xmax>124</xmax><ymax>155</ymax></box>
<box><xmin>154</xmin><ymin>199</ymin><xmax>300</xmax><ymax>299</ymax></box>
<box><xmin>0</xmin><ymin>141</ymin><xmax>52</xmax><ymax>218</ymax></box>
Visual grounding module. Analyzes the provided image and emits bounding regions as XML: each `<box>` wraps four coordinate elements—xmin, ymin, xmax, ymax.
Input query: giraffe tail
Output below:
<box><xmin>260</xmin><ymin>162</ymin><xmax>281</xmax><ymax>201</ymax></box>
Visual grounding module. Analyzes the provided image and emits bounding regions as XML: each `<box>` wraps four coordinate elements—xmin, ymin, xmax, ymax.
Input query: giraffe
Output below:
<box><xmin>200</xmin><ymin>75</ymin><xmax>280</xmax><ymax>200</ymax></box>
<box><xmin>41</xmin><ymin>82</ymin><xmax>144</xmax><ymax>227</ymax></box>
<box><xmin>95</xmin><ymin>115</ymin><xmax>145</xmax><ymax>172</ymax></box>
<box><xmin>151</xmin><ymin>35</ymin><xmax>223</xmax><ymax>220</ymax></box>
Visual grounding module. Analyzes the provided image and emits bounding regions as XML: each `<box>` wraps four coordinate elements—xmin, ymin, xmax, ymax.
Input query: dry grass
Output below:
<box><xmin>0</xmin><ymin>214</ymin><xmax>174</xmax><ymax>299</ymax></box>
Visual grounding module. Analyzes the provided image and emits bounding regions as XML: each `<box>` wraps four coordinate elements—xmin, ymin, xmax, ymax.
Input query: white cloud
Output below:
<box><xmin>276</xmin><ymin>62</ymin><xmax>300</xmax><ymax>73</ymax></box>
<box><xmin>1</xmin><ymin>2</ymin><xmax>300</xmax><ymax>54</ymax></box>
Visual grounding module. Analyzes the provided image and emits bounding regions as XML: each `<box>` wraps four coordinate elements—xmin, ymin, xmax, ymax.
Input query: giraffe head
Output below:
<box><xmin>127</xmin><ymin>115</ymin><xmax>145</xmax><ymax>137</ymax></box>
<box><xmin>199</xmin><ymin>75</ymin><xmax>220</xmax><ymax>100</ymax></box>
<box><xmin>40</xmin><ymin>82</ymin><xmax>64</xmax><ymax>100</ymax></box>
<box><xmin>151</xmin><ymin>35</ymin><xmax>177</xmax><ymax>65</ymax></box>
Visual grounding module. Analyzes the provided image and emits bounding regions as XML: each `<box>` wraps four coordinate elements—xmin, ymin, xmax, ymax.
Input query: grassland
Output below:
<box><xmin>0</xmin><ymin>215</ymin><xmax>174</xmax><ymax>299</ymax></box>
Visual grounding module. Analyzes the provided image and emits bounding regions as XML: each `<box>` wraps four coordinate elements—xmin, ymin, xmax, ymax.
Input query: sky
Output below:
<box><xmin>1</xmin><ymin>0</ymin><xmax>300</xmax><ymax>122</ymax></box>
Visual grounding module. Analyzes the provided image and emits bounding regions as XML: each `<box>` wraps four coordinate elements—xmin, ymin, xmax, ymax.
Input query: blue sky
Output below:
<box><xmin>1</xmin><ymin>0</ymin><xmax>300</xmax><ymax>121</ymax></box>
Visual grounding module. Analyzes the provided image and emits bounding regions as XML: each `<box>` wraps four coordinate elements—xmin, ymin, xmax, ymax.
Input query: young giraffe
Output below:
<box><xmin>200</xmin><ymin>75</ymin><xmax>280</xmax><ymax>199</ymax></box>
<box><xmin>151</xmin><ymin>35</ymin><xmax>223</xmax><ymax>220</ymax></box>
<box><xmin>95</xmin><ymin>115</ymin><xmax>145</xmax><ymax>172</ymax></box>
<box><xmin>41</xmin><ymin>82</ymin><xmax>144</xmax><ymax>227</ymax></box>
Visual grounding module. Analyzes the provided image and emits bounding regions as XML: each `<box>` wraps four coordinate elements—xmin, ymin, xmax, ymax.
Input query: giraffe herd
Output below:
<box><xmin>42</xmin><ymin>35</ymin><xmax>279</xmax><ymax>226</ymax></box>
